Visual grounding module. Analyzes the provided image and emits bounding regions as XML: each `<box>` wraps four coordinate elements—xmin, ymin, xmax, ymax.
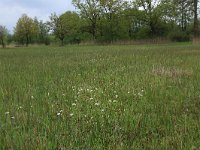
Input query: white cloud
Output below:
<box><xmin>0</xmin><ymin>0</ymin><xmax>75</xmax><ymax>33</ymax></box>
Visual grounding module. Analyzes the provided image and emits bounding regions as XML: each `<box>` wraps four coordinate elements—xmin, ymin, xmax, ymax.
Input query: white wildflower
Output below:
<box><xmin>57</xmin><ymin>112</ymin><xmax>61</xmax><ymax>116</ymax></box>
<box><xmin>138</xmin><ymin>92</ymin><xmax>143</xmax><ymax>97</ymax></box>
<box><xmin>70</xmin><ymin>113</ymin><xmax>74</xmax><ymax>117</ymax></box>
<box><xmin>95</xmin><ymin>102</ymin><xmax>100</xmax><ymax>106</ymax></box>
<box><xmin>5</xmin><ymin>112</ymin><xmax>9</xmax><ymax>115</ymax></box>
<box><xmin>113</xmin><ymin>100</ymin><xmax>117</xmax><ymax>103</ymax></box>
<box><xmin>115</xmin><ymin>95</ymin><xmax>118</xmax><ymax>98</ymax></box>
<box><xmin>11</xmin><ymin>116</ymin><xmax>15</xmax><ymax>119</ymax></box>
<box><xmin>31</xmin><ymin>96</ymin><xmax>34</xmax><ymax>99</ymax></box>
<box><xmin>72</xmin><ymin>103</ymin><xmax>76</xmax><ymax>106</ymax></box>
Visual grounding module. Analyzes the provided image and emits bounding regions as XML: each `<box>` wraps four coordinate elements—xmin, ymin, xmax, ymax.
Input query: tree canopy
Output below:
<box><xmin>7</xmin><ymin>0</ymin><xmax>200</xmax><ymax>46</ymax></box>
<box><xmin>0</xmin><ymin>25</ymin><xmax>8</xmax><ymax>48</ymax></box>
<box><xmin>14</xmin><ymin>14</ymin><xmax>38</xmax><ymax>46</ymax></box>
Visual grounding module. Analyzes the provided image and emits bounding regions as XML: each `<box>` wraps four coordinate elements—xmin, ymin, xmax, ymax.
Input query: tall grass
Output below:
<box><xmin>0</xmin><ymin>43</ymin><xmax>199</xmax><ymax>149</ymax></box>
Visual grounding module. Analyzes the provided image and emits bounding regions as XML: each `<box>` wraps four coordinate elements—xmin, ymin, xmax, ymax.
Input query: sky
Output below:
<box><xmin>0</xmin><ymin>0</ymin><xmax>75</xmax><ymax>33</ymax></box>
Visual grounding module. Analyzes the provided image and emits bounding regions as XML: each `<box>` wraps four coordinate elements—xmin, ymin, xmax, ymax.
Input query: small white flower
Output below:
<box><xmin>57</xmin><ymin>112</ymin><xmax>61</xmax><ymax>116</ymax></box>
<box><xmin>60</xmin><ymin>110</ymin><xmax>63</xmax><ymax>113</ymax></box>
<box><xmin>128</xmin><ymin>91</ymin><xmax>130</xmax><ymax>94</ymax></box>
<box><xmin>90</xmin><ymin>97</ymin><xmax>93</xmax><ymax>100</ymax></box>
<box><xmin>5</xmin><ymin>112</ymin><xmax>9</xmax><ymax>115</ymax></box>
<box><xmin>109</xmin><ymin>100</ymin><xmax>112</xmax><ymax>103</ymax></box>
<box><xmin>101</xmin><ymin>109</ymin><xmax>105</xmax><ymax>112</ymax></box>
<box><xmin>72</xmin><ymin>103</ymin><xmax>76</xmax><ymax>106</ymax></box>
<box><xmin>47</xmin><ymin>92</ymin><xmax>50</xmax><ymax>96</ymax></box>
<box><xmin>113</xmin><ymin>100</ymin><xmax>117</xmax><ymax>103</ymax></box>
<box><xmin>18</xmin><ymin>106</ymin><xmax>23</xmax><ymax>109</ymax></box>
<box><xmin>95</xmin><ymin>102</ymin><xmax>100</xmax><ymax>106</ymax></box>
<box><xmin>70</xmin><ymin>113</ymin><xmax>74</xmax><ymax>117</ymax></box>
<box><xmin>31</xmin><ymin>96</ymin><xmax>34</xmax><ymax>99</ymax></box>
<box><xmin>11</xmin><ymin>116</ymin><xmax>15</xmax><ymax>119</ymax></box>
<box><xmin>138</xmin><ymin>93</ymin><xmax>143</xmax><ymax>97</ymax></box>
<box><xmin>115</xmin><ymin>95</ymin><xmax>118</xmax><ymax>98</ymax></box>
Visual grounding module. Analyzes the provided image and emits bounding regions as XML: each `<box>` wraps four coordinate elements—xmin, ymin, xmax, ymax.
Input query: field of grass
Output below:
<box><xmin>0</xmin><ymin>43</ymin><xmax>200</xmax><ymax>149</ymax></box>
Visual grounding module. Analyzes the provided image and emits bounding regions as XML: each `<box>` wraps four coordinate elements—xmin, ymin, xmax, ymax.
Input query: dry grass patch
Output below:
<box><xmin>152</xmin><ymin>66</ymin><xmax>193</xmax><ymax>78</ymax></box>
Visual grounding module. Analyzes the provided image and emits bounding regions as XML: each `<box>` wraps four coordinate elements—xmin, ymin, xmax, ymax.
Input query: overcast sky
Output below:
<box><xmin>0</xmin><ymin>0</ymin><xmax>75</xmax><ymax>33</ymax></box>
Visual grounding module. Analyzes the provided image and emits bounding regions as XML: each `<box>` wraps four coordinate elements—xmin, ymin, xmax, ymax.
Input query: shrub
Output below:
<box><xmin>168</xmin><ymin>31</ymin><xmax>190</xmax><ymax>42</ymax></box>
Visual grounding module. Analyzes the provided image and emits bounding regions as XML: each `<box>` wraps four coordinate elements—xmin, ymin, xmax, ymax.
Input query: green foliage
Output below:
<box><xmin>8</xmin><ymin>0</ymin><xmax>200</xmax><ymax>45</ymax></box>
<box><xmin>60</xmin><ymin>11</ymin><xmax>80</xmax><ymax>36</ymax></box>
<box><xmin>72</xmin><ymin>0</ymin><xmax>101</xmax><ymax>39</ymax></box>
<box><xmin>32</xmin><ymin>17</ymin><xmax>50</xmax><ymax>45</ymax></box>
<box><xmin>14</xmin><ymin>14</ymin><xmax>39</xmax><ymax>46</ymax></box>
<box><xmin>48</xmin><ymin>12</ymin><xmax>81</xmax><ymax>46</ymax></box>
<box><xmin>0</xmin><ymin>25</ymin><xmax>8</xmax><ymax>48</ymax></box>
<box><xmin>168</xmin><ymin>31</ymin><xmax>190</xmax><ymax>42</ymax></box>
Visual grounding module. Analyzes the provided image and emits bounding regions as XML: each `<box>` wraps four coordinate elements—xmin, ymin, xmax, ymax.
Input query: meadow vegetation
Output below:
<box><xmin>0</xmin><ymin>43</ymin><xmax>200</xmax><ymax>149</ymax></box>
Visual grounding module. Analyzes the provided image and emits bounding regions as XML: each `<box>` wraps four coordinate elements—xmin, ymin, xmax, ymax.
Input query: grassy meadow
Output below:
<box><xmin>0</xmin><ymin>43</ymin><xmax>200</xmax><ymax>149</ymax></box>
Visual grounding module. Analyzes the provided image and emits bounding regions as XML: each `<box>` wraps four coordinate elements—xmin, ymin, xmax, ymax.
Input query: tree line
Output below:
<box><xmin>0</xmin><ymin>0</ymin><xmax>199</xmax><ymax>47</ymax></box>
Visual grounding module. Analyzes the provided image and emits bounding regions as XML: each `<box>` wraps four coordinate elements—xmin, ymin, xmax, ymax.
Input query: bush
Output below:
<box><xmin>168</xmin><ymin>31</ymin><xmax>190</xmax><ymax>42</ymax></box>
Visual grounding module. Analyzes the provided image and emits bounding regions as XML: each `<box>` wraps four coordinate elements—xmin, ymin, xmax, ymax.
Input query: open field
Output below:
<box><xmin>0</xmin><ymin>43</ymin><xmax>200</xmax><ymax>149</ymax></box>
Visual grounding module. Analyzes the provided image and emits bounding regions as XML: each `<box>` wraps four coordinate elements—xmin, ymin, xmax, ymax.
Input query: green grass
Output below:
<box><xmin>0</xmin><ymin>43</ymin><xmax>200</xmax><ymax>149</ymax></box>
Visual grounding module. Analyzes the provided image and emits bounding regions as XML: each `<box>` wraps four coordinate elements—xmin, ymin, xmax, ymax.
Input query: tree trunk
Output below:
<box><xmin>1</xmin><ymin>39</ymin><xmax>5</xmax><ymax>48</ymax></box>
<box><xmin>194</xmin><ymin>0</ymin><xmax>199</xmax><ymax>37</ymax></box>
<box><xmin>26</xmin><ymin>35</ymin><xmax>29</xmax><ymax>47</ymax></box>
<box><xmin>91</xmin><ymin>21</ymin><xmax>96</xmax><ymax>40</ymax></box>
<box><xmin>61</xmin><ymin>38</ymin><xmax>64</xmax><ymax>46</ymax></box>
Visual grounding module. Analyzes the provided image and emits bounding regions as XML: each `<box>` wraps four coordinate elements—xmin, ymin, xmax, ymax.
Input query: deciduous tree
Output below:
<box><xmin>14</xmin><ymin>14</ymin><xmax>38</xmax><ymax>46</ymax></box>
<box><xmin>0</xmin><ymin>25</ymin><xmax>8</xmax><ymax>48</ymax></box>
<box><xmin>72</xmin><ymin>0</ymin><xmax>101</xmax><ymax>39</ymax></box>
